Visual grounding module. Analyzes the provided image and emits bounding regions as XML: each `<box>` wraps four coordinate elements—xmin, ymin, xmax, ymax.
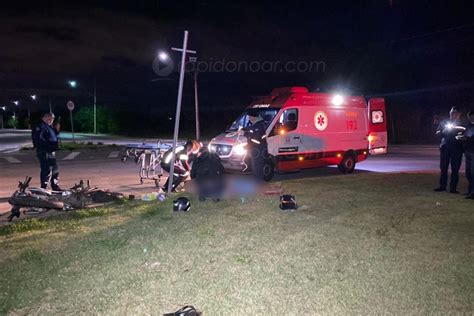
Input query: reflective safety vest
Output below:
<box><xmin>162</xmin><ymin>146</ymin><xmax>187</xmax><ymax>166</ymax></box>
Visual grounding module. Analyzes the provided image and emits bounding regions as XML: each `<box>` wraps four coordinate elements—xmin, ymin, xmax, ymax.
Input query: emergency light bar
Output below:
<box><xmin>331</xmin><ymin>94</ymin><xmax>344</xmax><ymax>106</ymax></box>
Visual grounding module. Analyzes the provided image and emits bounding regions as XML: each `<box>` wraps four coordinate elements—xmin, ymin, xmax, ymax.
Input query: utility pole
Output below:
<box><xmin>49</xmin><ymin>97</ymin><xmax>52</xmax><ymax>113</ymax></box>
<box><xmin>167</xmin><ymin>30</ymin><xmax>190</xmax><ymax>194</ymax></box>
<box><xmin>194</xmin><ymin>67</ymin><xmax>200</xmax><ymax>140</ymax></box>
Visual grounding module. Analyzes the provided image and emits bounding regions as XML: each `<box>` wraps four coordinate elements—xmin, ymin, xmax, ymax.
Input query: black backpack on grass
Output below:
<box><xmin>163</xmin><ymin>305</ymin><xmax>201</xmax><ymax>316</ymax></box>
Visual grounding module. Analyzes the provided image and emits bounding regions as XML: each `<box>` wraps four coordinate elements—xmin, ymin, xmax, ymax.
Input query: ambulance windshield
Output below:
<box><xmin>226</xmin><ymin>108</ymin><xmax>279</xmax><ymax>132</ymax></box>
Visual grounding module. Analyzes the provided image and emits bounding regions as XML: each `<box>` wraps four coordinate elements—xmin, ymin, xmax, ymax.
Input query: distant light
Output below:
<box><xmin>68</xmin><ymin>80</ymin><xmax>77</xmax><ymax>88</ymax></box>
<box><xmin>331</xmin><ymin>94</ymin><xmax>344</xmax><ymax>106</ymax></box>
<box><xmin>31</xmin><ymin>95</ymin><xmax>36</xmax><ymax>100</ymax></box>
<box><xmin>168</xmin><ymin>117</ymin><xmax>172</xmax><ymax>120</ymax></box>
<box><xmin>1</xmin><ymin>106</ymin><xmax>5</xmax><ymax>111</ymax></box>
<box><xmin>445</xmin><ymin>123</ymin><xmax>454</xmax><ymax>129</ymax></box>
<box><xmin>159</xmin><ymin>52</ymin><xmax>168</xmax><ymax>61</ymax></box>
<box><xmin>13</xmin><ymin>101</ymin><xmax>19</xmax><ymax>106</ymax></box>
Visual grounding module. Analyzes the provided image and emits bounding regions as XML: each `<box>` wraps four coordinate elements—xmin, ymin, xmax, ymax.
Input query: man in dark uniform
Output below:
<box><xmin>32</xmin><ymin>112</ymin><xmax>61</xmax><ymax>190</ymax></box>
<box><xmin>242</xmin><ymin>113</ymin><xmax>269</xmax><ymax>180</ymax></box>
<box><xmin>191</xmin><ymin>147</ymin><xmax>226</xmax><ymax>201</ymax></box>
<box><xmin>434</xmin><ymin>106</ymin><xmax>465</xmax><ymax>193</ymax></box>
<box><xmin>161</xmin><ymin>140</ymin><xmax>199</xmax><ymax>192</ymax></box>
<box><xmin>459</xmin><ymin>110</ymin><xmax>474</xmax><ymax>199</ymax></box>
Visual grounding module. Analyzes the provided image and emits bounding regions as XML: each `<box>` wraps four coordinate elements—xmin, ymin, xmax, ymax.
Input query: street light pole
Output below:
<box><xmin>0</xmin><ymin>107</ymin><xmax>5</xmax><ymax>129</ymax></box>
<box><xmin>12</xmin><ymin>101</ymin><xmax>19</xmax><ymax>129</ymax></box>
<box><xmin>93</xmin><ymin>77</ymin><xmax>97</xmax><ymax>134</ymax></box>
<box><xmin>167</xmin><ymin>30</ymin><xmax>189</xmax><ymax>194</ymax></box>
<box><xmin>68</xmin><ymin>79</ymin><xmax>97</xmax><ymax>134</ymax></box>
<box><xmin>49</xmin><ymin>96</ymin><xmax>52</xmax><ymax>113</ymax></box>
<box><xmin>28</xmin><ymin>95</ymin><xmax>36</xmax><ymax>129</ymax></box>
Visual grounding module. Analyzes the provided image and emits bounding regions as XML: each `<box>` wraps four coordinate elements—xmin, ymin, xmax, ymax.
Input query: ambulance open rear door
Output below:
<box><xmin>367</xmin><ymin>98</ymin><xmax>388</xmax><ymax>155</ymax></box>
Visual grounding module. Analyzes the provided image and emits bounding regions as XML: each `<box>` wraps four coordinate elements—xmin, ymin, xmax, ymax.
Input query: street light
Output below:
<box><xmin>159</xmin><ymin>51</ymin><xmax>168</xmax><ymax>61</ymax></box>
<box><xmin>68</xmin><ymin>79</ymin><xmax>97</xmax><ymax>134</ymax></box>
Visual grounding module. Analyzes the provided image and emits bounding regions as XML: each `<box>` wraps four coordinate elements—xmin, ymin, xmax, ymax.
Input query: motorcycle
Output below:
<box><xmin>7</xmin><ymin>177</ymin><xmax>123</xmax><ymax>221</ymax></box>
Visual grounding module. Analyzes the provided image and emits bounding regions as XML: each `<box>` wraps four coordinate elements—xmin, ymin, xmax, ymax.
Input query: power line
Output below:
<box><xmin>389</xmin><ymin>22</ymin><xmax>474</xmax><ymax>44</ymax></box>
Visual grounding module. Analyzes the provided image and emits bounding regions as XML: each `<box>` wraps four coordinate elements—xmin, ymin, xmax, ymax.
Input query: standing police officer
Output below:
<box><xmin>32</xmin><ymin>112</ymin><xmax>61</xmax><ymax>191</ymax></box>
<box><xmin>434</xmin><ymin>106</ymin><xmax>464</xmax><ymax>193</ymax></box>
<box><xmin>242</xmin><ymin>112</ymin><xmax>269</xmax><ymax>180</ymax></box>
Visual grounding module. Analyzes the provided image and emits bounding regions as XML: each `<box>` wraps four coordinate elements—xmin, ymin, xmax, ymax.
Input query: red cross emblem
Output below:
<box><xmin>314</xmin><ymin>111</ymin><xmax>328</xmax><ymax>131</ymax></box>
<box><xmin>317</xmin><ymin>115</ymin><xmax>325</xmax><ymax>126</ymax></box>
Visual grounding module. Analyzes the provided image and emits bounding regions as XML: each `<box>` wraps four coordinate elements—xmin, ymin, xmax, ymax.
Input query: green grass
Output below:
<box><xmin>0</xmin><ymin>173</ymin><xmax>473</xmax><ymax>314</ymax></box>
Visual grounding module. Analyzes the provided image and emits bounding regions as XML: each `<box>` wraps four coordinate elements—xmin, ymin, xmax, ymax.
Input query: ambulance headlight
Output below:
<box><xmin>332</xmin><ymin>94</ymin><xmax>344</xmax><ymax>106</ymax></box>
<box><xmin>209</xmin><ymin>144</ymin><xmax>217</xmax><ymax>152</ymax></box>
<box><xmin>234</xmin><ymin>143</ymin><xmax>247</xmax><ymax>156</ymax></box>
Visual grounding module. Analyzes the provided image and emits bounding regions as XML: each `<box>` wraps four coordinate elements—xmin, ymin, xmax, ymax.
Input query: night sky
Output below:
<box><xmin>1</xmin><ymin>0</ymin><xmax>473</xmax><ymax>139</ymax></box>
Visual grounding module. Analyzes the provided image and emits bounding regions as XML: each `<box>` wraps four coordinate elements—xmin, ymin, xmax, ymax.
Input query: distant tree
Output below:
<box><xmin>7</xmin><ymin>117</ymin><xmax>18</xmax><ymax>128</ymax></box>
<box><xmin>74</xmin><ymin>106</ymin><xmax>120</xmax><ymax>134</ymax></box>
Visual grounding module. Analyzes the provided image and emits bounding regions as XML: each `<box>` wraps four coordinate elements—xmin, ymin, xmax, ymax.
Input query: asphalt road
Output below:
<box><xmin>0</xmin><ymin>129</ymin><xmax>168</xmax><ymax>153</ymax></box>
<box><xmin>0</xmin><ymin>143</ymin><xmax>460</xmax><ymax>218</ymax></box>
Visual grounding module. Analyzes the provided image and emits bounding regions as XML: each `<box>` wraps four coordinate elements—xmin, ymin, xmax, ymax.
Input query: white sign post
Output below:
<box><xmin>67</xmin><ymin>100</ymin><xmax>75</xmax><ymax>142</ymax></box>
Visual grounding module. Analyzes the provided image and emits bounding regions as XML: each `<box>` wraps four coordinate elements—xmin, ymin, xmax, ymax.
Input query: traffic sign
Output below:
<box><xmin>66</xmin><ymin>101</ymin><xmax>75</xmax><ymax>142</ymax></box>
<box><xmin>67</xmin><ymin>100</ymin><xmax>75</xmax><ymax>111</ymax></box>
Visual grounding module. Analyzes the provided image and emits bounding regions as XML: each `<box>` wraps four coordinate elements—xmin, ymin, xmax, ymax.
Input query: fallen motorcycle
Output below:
<box><xmin>7</xmin><ymin>177</ymin><xmax>124</xmax><ymax>222</ymax></box>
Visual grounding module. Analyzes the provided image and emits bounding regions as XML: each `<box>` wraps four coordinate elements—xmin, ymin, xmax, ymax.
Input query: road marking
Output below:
<box><xmin>3</xmin><ymin>156</ymin><xmax>21</xmax><ymax>163</ymax></box>
<box><xmin>63</xmin><ymin>152</ymin><xmax>80</xmax><ymax>160</ymax></box>
<box><xmin>108</xmin><ymin>151</ymin><xmax>119</xmax><ymax>158</ymax></box>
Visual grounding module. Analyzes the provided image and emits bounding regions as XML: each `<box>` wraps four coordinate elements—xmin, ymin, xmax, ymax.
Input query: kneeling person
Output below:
<box><xmin>191</xmin><ymin>147</ymin><xmax>225</xmax><ymax>201</ymax></box>
<box><xmin>161</xmin><ymin>140</ymin><xmax>199</xmax><ymax>192</ymax></box>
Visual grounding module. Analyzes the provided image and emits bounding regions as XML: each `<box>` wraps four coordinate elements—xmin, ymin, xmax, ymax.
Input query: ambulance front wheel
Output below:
<box><xmin>262</xmin><ymin>159</ymin><xmax>275</xmax><ymax>182</ymax></box>
<box><xmin>338</xmin><ymin>153</ymin><xmax>356</xmax><ymax>174</ymax></box>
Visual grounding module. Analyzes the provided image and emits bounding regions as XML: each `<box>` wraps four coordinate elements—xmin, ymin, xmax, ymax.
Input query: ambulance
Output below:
<box><xmin>208</xmin><ymin>86</ymin><xmax>387</xmax><ymax>181</ymax></box>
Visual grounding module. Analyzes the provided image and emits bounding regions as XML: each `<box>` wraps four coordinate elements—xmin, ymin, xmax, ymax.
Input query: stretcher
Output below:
<box><xmin>121</xmin><ymin>141</ymin><xmax>173</xmax><ymax>186</ymax></box>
